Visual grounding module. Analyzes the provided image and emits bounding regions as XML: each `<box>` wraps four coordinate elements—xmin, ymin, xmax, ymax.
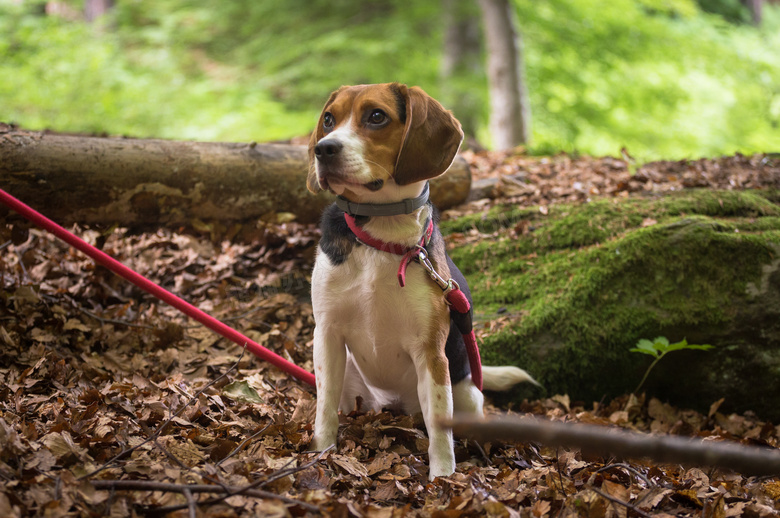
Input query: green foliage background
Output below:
<box><xmin>1</xmin><ymin>0</ymin><xmax>778</xmax><ymax>160</ymax></box>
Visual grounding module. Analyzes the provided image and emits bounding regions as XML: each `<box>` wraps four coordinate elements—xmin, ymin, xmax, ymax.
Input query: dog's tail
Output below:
<box><xmin>481</xmin><ymin>366</ymin><xmax>540</xmax><ymax>392</ymax></box>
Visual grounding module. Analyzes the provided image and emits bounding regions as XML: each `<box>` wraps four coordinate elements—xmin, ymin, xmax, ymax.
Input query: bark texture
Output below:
<box><xmin>84</xmin><ymin>0</ymin><xmax>114</xmax><ymax>22</ymax></box>
<box><xmin>743</xmin><ymin>0</ymin><xmax>763</xmax><ymax>25</ymax></box>
<box><xmin>478</xmin><ymin>0</ymin><xmax>531</xmax><ymax>149</ymax></box>
<box><xmin>0</xmin><ymin>129</ymin><xmax>471</xmax><ymax>229</ymax></box>
<box><xmin>441</xmin><ymin>0</ymin><xmax>482</xmax><ymax>137</ymax></box>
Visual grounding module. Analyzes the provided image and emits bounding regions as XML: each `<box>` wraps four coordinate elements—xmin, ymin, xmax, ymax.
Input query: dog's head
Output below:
<box><xmin>307</xmin><ymin>83</ymin><xmax>463</xmax><ymax>202</ymax></box>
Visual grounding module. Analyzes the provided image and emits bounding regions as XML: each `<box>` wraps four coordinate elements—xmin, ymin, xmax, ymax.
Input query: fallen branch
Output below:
<box><xmin>441</xmin><ymin>414</ymin><xmax>780</xmax><ymax>476</ymax></box>
<box><xmin>0</xmin><ymin>127</ymin><xmax>471</xmax><ymax>228</ymax></box>
<box><xmin>89</xmin><ymin>480</ymin><xmax>318</xmax><ymax>512</ymax></box>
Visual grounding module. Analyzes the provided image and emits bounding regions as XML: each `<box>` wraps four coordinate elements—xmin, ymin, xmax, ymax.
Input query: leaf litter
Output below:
<box><xmin>1</xmin><ymin>152</ymin><xmax>779</xmax><ymax>516</ymax></box>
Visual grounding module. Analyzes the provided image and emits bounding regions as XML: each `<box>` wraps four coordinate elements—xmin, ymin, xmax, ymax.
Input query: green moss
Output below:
<box><xmin>444</xmin><ymin>190</ymin><xmax>780</xmax><ymax>414</ymax></box>
<box><xmin>442</xmin><ymin>190</ymin><xmax>779</xmax><ymax>261</ymax></box>
<box><xmin>659</xmin><ymin>189</ymin><xmax>780</xmax><ymax>218</ymax></box>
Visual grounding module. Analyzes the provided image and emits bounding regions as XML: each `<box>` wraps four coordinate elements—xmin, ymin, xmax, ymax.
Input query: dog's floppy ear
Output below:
<box><xmin>394</xmin><ymin>85</ymin><xmax>464</xmax><ymax>186</ymax></box>
<box><xmin>307</xmin><ymin>88</ymin><xmax>343</xmax><ymax>194</ymax></box>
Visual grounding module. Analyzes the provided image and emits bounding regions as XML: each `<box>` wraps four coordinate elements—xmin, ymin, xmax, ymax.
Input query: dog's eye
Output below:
<box><xmin>323</xmin><ymin>112</ymin><xmax>335</xmax><ymax>130</ymax></box>
<box><xmin>368</xmin><ymin>109</ymin><xmax>387</xmax><ymax>125</ymax></box>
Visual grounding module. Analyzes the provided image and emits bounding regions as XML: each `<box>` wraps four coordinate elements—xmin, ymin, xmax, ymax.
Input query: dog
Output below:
<box><xmin>307</xmin><ymin>83</ymin><xmax>537</xmax><ymax>479</ymax></box>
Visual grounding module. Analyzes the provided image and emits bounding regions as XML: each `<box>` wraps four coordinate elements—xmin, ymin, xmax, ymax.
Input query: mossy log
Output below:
<box><xmin>0</xmin><ymin>128</ymin><xmax>471</xmax><ymax>230</ymax></box>
<box><xmin>443</xmin><ymin>189</ymin><xmax>780</xmax><ymax>420</ymax></box>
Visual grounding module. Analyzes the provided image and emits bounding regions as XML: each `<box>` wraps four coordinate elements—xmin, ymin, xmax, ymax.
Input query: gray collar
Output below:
<box><xmin>335</xmin><ymin>182</ymin><xmax>430</xmax><ymax>217</ymax></box>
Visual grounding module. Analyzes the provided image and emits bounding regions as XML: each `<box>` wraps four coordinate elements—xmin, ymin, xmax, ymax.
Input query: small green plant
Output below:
<box><xmin>630</xmin><ymin>336</ymin><xmax>713</xmax><ymax>394</ymax></box>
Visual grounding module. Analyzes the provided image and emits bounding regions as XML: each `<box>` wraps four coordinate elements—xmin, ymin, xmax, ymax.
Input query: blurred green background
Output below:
<box><xmin>1</xmin><ymin>0</ymin><xmax>779</xmax><ymax>160</ymax></box>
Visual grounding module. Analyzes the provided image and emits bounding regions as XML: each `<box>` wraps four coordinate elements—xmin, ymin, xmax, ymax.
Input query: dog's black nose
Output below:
<box><xmin>314</xmin><ymin>140</ymin><xmax>343</xmax><ymax>162</ymax></box>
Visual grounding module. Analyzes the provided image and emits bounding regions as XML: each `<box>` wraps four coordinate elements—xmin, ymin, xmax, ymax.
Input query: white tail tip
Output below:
<box><xmin>481</xmin><ymin>365</ymin><xmax>540</xmax><ymax>392</ymax></box>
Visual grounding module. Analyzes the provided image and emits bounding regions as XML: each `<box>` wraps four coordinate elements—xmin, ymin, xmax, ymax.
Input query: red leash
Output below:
<box><xmin>0</xmin><ymin>188</ymin><xmax>316</xmax><ymax>387</ymax></box>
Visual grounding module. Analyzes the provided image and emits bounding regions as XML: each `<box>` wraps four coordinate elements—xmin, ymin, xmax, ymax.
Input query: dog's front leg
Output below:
<box><xmin>415</xmin><ymin>354</ymin><xmax>455</xmax><ymax>479</ymax></box>
<box><xmin>312</xmin><ymin>326</ymin><xmax>346</xmax><ymax>451</ymax></box>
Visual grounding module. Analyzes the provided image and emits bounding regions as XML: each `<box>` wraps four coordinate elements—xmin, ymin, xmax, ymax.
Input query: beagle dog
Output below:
<box><xmin>307</xmin><ymin>83</ymin><xmax>536</xmax><ymax>479</ymax></box>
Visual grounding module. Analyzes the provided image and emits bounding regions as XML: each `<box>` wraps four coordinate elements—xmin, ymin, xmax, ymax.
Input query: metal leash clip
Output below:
<box><xmin>415</xmin><ymin>247</ymin><xmax>459</xmax><ymax>299</ymax></box>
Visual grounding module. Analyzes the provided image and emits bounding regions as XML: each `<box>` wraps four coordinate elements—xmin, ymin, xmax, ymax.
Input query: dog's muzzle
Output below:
<box><xmin>314</xmin><ymin>139</ymin><xmax>343</xmax><ymax>166</ymax></box>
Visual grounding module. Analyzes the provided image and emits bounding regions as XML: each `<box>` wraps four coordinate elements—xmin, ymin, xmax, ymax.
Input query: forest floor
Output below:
<box><xmin>1</xmin><ymin>151</ymin><xmax>779</xmax><ymax>517</ymax></box>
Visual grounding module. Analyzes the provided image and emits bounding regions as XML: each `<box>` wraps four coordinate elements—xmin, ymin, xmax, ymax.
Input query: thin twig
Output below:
<box><xmin>596</xmin><ymin>463</ymin><xmax>653</xmax><ymax>488</ymax></box>
<box><xmin>136</xmin><ymin>409</ymin><xmax>271</xmax><ymax>499</ymax></box>
<box><xmin>38</xmin><ymin>292</ymin><xmax>158</xmax><ymax>330</ymax></box>
<box><xmin>470</xmin><ymin>439</ymin><xmax>491</xmax><ymax>466</ymax></box>
<box><xmin>79</xmin><ymin>347</ymin><xmax>246</xmax><ymax>480</ymax></box>
<box><xmin>589</xmin><ymin>486</ymin><xmax>653</xmax><ymax>518</ymax></box>
<box><xmin>555</xmin><ymin>447</ymin><xmax>568</xmax><ymax>497</ymax></box>
<box><xmin>148</xmin><ymin>447</ymin><xmax>333</xmax><ymax>514</ymax></box>
<box><xmin>441</xmin><ymin>414</ymin><xmax>780</xmax><ymax>477</ymax></box>
<box><xmin>90</xmin><ymin>480</ymin><xmax>319</xmax><ymax>512</ymax></box>
<box><xmin>137</xmin><ymin>421</ymin><xmax>232</xmax><ymax>497</ymax></box>
<box><xmin>77</xmin><ymin>305</ymin><xmax>158</xmax><ymax>330</ymax></box>
<box><xmin>15</xmin><ymin>249</ymin><xmax>29</xmax><ymax>280</ymax></box>
<box><xmin>215</xmin><ymin>423</ymin><xmax>272</xmax><ymax>468</ymax></box>
<box><xmin>181</xmin><ymin>487</ymin><xmax>196</xmax><ymax>518</ymax></box>
<box><xmin>253</xmin><ymin>455</ymin><xmax>301</xmax><ymax>483</ymax></box>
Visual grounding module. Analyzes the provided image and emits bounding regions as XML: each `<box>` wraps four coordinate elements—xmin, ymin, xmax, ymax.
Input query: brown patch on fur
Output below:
<box><xmin>394</xmin><ymin>86</ymin><xmax>464</xmax><ymax>186</ymax></box>
<box><xmin>307</xmin><ymin>83</ymin><xmax>410</xmax><ymax>193</ymax></box>
<box><xmin>426</xmin><ymin>227</ymin><xmax>451</xmax><ymax>282</ymax></box>
<box><xmin>420</xmin><ymin>225</ymin><xmax>455</xmax><ymax>387</ymax></box>
<box><xmin>307</xmin><ymin>83</ymin><xmax>463</xmax><ymax>195</ymax></box>
<box><xmin>424</xmin><ymin>286</ymin><xmax>451</xmax><ymax>387</ymax></box>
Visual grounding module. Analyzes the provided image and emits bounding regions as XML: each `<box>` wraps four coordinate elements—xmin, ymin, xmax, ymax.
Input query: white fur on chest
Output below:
<box><xmin>312</xmin><ymin>245</ymin><xmax>436</xmax><ymax>412</ymax></box>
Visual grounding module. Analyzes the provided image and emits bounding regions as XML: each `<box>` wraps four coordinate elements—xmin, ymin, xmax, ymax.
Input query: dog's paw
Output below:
<box><xmin>428</xmin><ymin>428</ymin><xmax>456</xmax><ymax>479</ymax></box>
<box><xmin>428</xmin><ymin>448</ymin><xmax>456</xmax><ymax>480</ymax></box>
<box><xmin>428</xmin><ymin>461</ymin><xmax>456</xmax><ymax>480</ymax></box>
<box><xmin>312</xmin><ymin>434</ymin><xmax>337</xmax><ymax>452</ymax></box>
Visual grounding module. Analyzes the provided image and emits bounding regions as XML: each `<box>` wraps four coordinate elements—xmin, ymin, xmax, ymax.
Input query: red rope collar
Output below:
<box><xmin>343</xmin><ymin>213</ymin><xmax>433</xmax><ymax>287</ymax></box>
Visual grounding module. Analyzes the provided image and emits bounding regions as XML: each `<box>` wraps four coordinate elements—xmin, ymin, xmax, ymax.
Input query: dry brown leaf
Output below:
<box><xmin>290</xmin><ymin>393</ymin><xmax>317</xmax><ymax>424</ymax></box>
<box><xmin>333</xmin><ymin>454</ymin><xmax>369</xmax><ymax>478</ymax></box>
<box><xmin>531</xmin><ymin>499</ymin><xmax>551</xmax><ymax>517</ymax></box>
<box><xmin>367</xmin><ymin>452</ymin><xmax>399</xmax><ymax>476</ymax></box>
<box><xmin>42</xmin><ymin>431</ymin><xmax>89</xmax><ymax>462</ymax></box>
<box><xmin>636</xmin><ymin>487</ymin><xmax>673</xmax><ymax>510</ymax></box>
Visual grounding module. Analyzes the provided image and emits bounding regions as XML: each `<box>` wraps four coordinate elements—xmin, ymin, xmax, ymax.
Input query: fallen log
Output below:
<box><xmin>443</xmin><ymin>414</ymin><xmax>780</xmax><ymax>476</ymax></box>
<box><xmin>0</xmin><ymin>127</ymin><xmax>471</xmax><ymax>230</ymax></box>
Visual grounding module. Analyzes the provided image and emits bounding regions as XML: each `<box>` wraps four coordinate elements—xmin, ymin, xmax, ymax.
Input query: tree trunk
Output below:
<box><xmin>478</xmin><ymin>0</ymin><xmax>531</xmax><ymax>150</ymax></box>
<box><xmin>84</xmin><ymin>0</ymin><xmax>114</xmax><ymax>22</ymax></box>
<box><xmin>440</xmin><ymin>0</ymin><xmax>482</xmax><ymax>138</ymax></box>
<box><xmin>0</xmin><ymin>128</ymin><xmax>471</xmax><ymax>231</ymax></box>
<box><xmin>742</xmin><ymin>0</ymin><xmax>762</xmax><ymax>25</ymax></box>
